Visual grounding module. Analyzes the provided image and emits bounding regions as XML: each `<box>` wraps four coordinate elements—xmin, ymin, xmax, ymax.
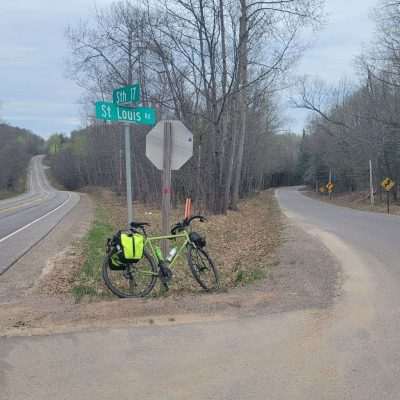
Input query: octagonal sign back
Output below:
<box><xmin>146</xmin><ymin>120</ymin><xmax>193</xmax><ymax>170</ymax></box>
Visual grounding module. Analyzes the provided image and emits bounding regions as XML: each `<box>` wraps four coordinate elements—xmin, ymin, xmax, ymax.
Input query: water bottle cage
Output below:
<box><xmin>166</xmin><ymin>247</ymin><xmax>178</xmax><ymax>263</ymax></box>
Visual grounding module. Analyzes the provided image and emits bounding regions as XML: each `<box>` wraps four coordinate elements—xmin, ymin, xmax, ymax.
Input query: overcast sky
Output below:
<box><xmin>0</xmin><ymin>0</ymin><xmax>378</xmax><ymax>138</ymax></box>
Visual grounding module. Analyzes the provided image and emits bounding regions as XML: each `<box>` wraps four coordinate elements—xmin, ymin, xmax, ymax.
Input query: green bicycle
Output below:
<box><xmin>102</xmin><ymin>215</ymin><xmax>220</xmax><ymax>298</ymax></box>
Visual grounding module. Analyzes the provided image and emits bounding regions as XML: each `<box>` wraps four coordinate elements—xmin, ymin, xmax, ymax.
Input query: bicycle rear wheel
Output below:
<box><xmin>102</xmin><ymin>250</ymin><xmax>157</xmax><ymax>298</ymax></box>
<box><xmin>187</xmin><ymin>246</ymin><xmax>220</xmax><ymax>291</ymax></box>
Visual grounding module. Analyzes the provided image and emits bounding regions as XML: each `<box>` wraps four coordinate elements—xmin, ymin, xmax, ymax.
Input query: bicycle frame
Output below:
<box><xmin>145</xmin><ymin>230</ymin><xmax>191</xmax><ymax>270</ymax></box>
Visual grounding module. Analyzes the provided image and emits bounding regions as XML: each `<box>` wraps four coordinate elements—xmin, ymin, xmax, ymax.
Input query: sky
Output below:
<box><xmin>285</xmin><ymin>0</ymin><xmax>378</xmax><ymax>132</ymax></box>
<box><xmin>0</xmin><ymin>0</ymin><xmax>378</xmax><ymax>138</ymax></box>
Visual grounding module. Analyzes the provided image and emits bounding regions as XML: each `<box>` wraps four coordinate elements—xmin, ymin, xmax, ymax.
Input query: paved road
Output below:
<box><xmin>2</xmin><ymin>188</ymin><xmax>400</xmax><ymax>399</ymax></box>
<box><xmin>277</xmin><ymin>188</ymin><xmax>400</xmax><ymax>272</ymax></box>
<box><xmin>0</xmin><ymin>155</ymin><xmax>79</xmax><ymax>275</ymax></box>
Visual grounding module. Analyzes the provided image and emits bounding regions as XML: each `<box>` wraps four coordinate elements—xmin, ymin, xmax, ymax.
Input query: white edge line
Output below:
<box><xmin>0</xmin><ymin>193</ymin><xmax>72</xmax><ymax>244</ymax></box>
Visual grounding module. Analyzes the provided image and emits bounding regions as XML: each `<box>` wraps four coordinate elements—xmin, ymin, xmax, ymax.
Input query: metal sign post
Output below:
<box><xmin>387</xmin><ymin>191</ymin><xmax>390</xmax><ymax>215</ymax></box>
<box><xmin>124</xmin><ymin>123</ymin><xmax>133</xmax><ymax>224</ymax></box>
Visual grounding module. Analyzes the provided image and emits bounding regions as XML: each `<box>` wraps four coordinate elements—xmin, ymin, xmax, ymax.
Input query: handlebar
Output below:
<box><xmin>171</xmin><ymin>215</ymin><xmax>207</xmax><ymax>235</ymax></box>
<box><xmin>130</xmin><ymin>221</ymin><xmax>150</xmax><ymax>236</ymax></box>
<box><xmin>186</xmin><ymin>215</ymin><xmax>207</xmax><ymax>224</ymax></box>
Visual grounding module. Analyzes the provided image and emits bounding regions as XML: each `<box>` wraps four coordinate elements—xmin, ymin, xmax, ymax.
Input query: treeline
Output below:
<box><xmin>297</xmin><ymin>1</ymin><xmax>400</xmax><ymax>198</ymax></box>
<box><xmin>0</xmin><ymin>123</ymin><xmax>44</xmax><ymax>194</ymax></box>
<box><xmin>49</xmin><ymin>125</ymin><xmax>301</xmax><ymax>205</ymax></box>
<box><xmin>50</xmin><ymin>0</ymin><xmax>322</xmax><ymax>213</ymax></box>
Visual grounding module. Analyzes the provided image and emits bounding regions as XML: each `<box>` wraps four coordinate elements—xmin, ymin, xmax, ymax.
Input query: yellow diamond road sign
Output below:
<box><xmin>381</xmin><ymin>178</ymin><xmax>395</xmax><ymax>192</ymax></box>
<box><xmin>326</xmin><ymin>182</ymin><xmax>335</xmax><ymax>192</ymax></box>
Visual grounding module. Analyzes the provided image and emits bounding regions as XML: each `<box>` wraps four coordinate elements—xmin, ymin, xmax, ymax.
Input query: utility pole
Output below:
<box><xmin>124</xmin><ymin>123</ymin><xmax>133</xmax><ymax>224</ymax></box>
<box><xmin>369</xmin><ymin>160</ymin><xmax>375</xmax><ymax>207</ymax></box>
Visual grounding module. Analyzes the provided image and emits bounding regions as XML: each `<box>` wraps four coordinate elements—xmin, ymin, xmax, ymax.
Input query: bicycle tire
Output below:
<box><xmin>187</xmin><ymin>246</ymin><xmax>220</xmax><ymax>291</ymax></box>
<box><xmin>102</xmin><ymin>249</ymin><xmax>158</xmax><ymax>298</ymax></box>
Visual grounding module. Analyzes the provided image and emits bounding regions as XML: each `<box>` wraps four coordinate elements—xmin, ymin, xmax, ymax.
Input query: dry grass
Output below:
<box><xmin>70</xmin><ymin>188</ymin><xmax>282</xmax><ymax>301</ymax></box>
<box><xmin>0</xmin><ymin>191</ymin><xmax>20</xmax><ymax>200</ymax></box>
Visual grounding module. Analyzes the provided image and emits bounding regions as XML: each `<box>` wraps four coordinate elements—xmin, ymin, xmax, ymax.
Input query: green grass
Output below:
<box><xmin>72</xmin><ymin>206</ymin><xmax>115</xmax><ymax>302</ymax></box>
<box><xmin>233</xmin><ymin>262</ymin><xmax>273</xmax><ymax>285</ymax></box>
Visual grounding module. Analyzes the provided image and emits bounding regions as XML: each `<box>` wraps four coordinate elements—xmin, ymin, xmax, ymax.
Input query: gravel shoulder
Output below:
<box><xmin>0</xmin><ymin>207</ymin><xmax>340</xmax><ymax>337</ymax></box>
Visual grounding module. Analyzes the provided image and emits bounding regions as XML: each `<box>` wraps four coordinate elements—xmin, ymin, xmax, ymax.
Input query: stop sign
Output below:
<box><xmin>146</xmin><ymin>120</ymin><xmax>193</xmax><ymax>170</ymax></box>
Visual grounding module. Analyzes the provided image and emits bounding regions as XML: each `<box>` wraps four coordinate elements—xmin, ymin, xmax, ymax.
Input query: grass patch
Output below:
<box><xmin>70</xmin><ymin>188</ymin><xmax>282</xmax><ymax>301</ymax></box>
<box><xmin>234</xmin><ymin>267</ymin><xmax>267</xmax><ymax>285</ymax></box>
<box><xmin>71</xmin><ymin>206</ymin><xmax>114</xmax><ymax>302</ymax></box>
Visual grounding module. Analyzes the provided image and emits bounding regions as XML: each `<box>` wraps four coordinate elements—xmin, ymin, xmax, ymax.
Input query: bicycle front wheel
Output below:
<box><xmin>187</xmin><ymin>246</ymin><xmax>220</xmax><ymax>291</ymax></box>
<box><xmin>102</xmin><ymin>250</ymin><xmax>158</xmax><ymax>298</ymax></box>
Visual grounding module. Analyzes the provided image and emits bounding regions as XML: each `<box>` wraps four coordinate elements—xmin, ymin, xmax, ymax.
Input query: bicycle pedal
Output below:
<box><xmin>159</xmin><ymin>263</ymin><xmax>173</xmax><ymax>283</ymax></box>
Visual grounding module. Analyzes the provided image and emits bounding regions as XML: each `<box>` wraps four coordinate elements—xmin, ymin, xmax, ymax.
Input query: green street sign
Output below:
<box><xmin>117</xmin><ymin>105</ymin><xmax>156</xmax><ymax>125</ymax></box>
<box><xmin>96</xmin><ymin>101</ymin><xmax>117</xmax><ymax>121</ymax></box>
<box><xmin>95</xmin><ymin>101</ymin><xmax>156</xmax><ymax>125</ymax></box>
<box><xmin>113</xmin><ymin>84</ymin><xmax>141</xmax><ymax>105</ymax></box>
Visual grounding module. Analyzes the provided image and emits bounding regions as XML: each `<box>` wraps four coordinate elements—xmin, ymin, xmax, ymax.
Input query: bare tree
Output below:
<box><xmin>63</xmin><ymin>0</ymin><xmax>324</xmax><ymax>213</ymax></box>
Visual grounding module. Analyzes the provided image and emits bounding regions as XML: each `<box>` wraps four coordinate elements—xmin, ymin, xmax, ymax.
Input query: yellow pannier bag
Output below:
<box><xmin>120</xmin><ymin>232</ymin><xmax>144</xmax><ymax>261</ymax></box>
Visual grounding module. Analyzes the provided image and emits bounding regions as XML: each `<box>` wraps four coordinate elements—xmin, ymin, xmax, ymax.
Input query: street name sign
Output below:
<box><xmin>95</xmin><ymin>101</ymin><xmax>156</xmax><ymax>125</ymax></box>
<box><xmin>113</xmin><ymin>84</ymin><xmax>141</xmax><ymax>105</ymax></box>
<box><xmin>146</xmin><ymin>120</ymin><xmax>193</xmax><ymax>170</ymax></box>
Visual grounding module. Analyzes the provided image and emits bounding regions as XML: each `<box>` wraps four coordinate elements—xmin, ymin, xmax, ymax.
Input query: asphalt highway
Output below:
<box><xmin>0</xmin><ymin>155</ymin><xmax>79</xmax><ymax>275</ymax></box>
